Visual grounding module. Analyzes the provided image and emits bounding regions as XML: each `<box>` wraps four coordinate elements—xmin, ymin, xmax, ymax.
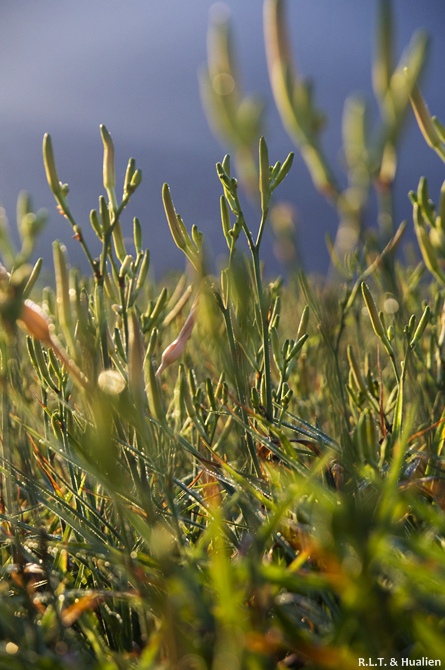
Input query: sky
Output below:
<box><xmin>0</xmin><ymin>1</ymin><xmax>444</xmax><ymax>278</ymax></box>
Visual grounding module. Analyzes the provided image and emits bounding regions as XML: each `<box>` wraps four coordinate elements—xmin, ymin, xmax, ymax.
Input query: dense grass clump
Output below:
<box><xmin>1</xmin><ymin>1</ymin><xmax>445</xmax><ymax>667</ymax></box>
<box><xmin>0</xmin><ymin>125</ymin><xmax>444</xmax><ymax>669</ymax></box>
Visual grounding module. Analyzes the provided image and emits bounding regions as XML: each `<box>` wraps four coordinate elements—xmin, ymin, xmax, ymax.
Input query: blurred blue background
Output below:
<box><xmin>0</xmin><ymin>1</ymin><xmax>444</xmax><ymax>278</ymax></box>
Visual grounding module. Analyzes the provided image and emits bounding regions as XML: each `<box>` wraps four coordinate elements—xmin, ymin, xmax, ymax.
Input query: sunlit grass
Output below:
<box><xmin>0</xmin><ymin>1</ymin><xmax>445</xmax><ymax>668</ymax></box>
<box><xmin>0</xmin><ymin>125</ymin><xmax>444</xmax><ymax>669</ymax></box>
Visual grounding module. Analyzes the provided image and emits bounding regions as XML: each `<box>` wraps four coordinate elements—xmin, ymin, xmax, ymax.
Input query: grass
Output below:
<box><xmin>0</xmin><ymin>129</ymin><xmax>444</xmax><ymax>669</ymax></box>
<box><xmin>1</xmin><ymin>1</ymin><xmax>445</xmax><ymax>668</ymax></box>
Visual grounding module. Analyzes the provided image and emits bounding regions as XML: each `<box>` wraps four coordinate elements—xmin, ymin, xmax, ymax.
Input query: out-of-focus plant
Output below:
<box><xmin>265</xmin><ymin>0</ymin><xmax>427</xmax><ymax>261</ymax></box>
<box><xmin>201</xmin><ymin>0</ymin><xmax>428</xmax><ymax>268</ymax></box>
<box><xmin>199</xmin><ymin>4</ymin><xmax>265</xmax><ymax>196</ymax></box>
<box><xmin>409</xmin><ymin>80</ymin><xmax>445</xmax><ymax>163</ymax></box>
<box><xmin>408</xmin><ymin>82</ymin><xmax>445</xmax><ymax>479</ymax></box>
<box><xmin>408</xmin><ymin>83</ymin><xmax>445</xmax><ymax>284</ymax></box>
<box><xmin>0</xmin><ymin>192</ymin><xmax>47</xmax><ymax>270</ymax></box>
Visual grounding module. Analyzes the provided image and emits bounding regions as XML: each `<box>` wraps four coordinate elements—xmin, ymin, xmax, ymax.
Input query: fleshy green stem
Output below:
<box><xmin>251</xmin><ymin>245</ymin><xmax>273</xmax><ymax>421</ymax></box>
<box><xmin>218</xmin><ymin>296</ymin><xmax>262</xmax><ymax>478</ymax></box>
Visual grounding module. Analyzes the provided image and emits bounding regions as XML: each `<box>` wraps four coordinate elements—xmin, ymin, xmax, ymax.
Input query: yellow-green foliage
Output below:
<box><xmin>0</xmin><ymin>2</ymin><xmax>445</xmax><ymax>667</ymax></box>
